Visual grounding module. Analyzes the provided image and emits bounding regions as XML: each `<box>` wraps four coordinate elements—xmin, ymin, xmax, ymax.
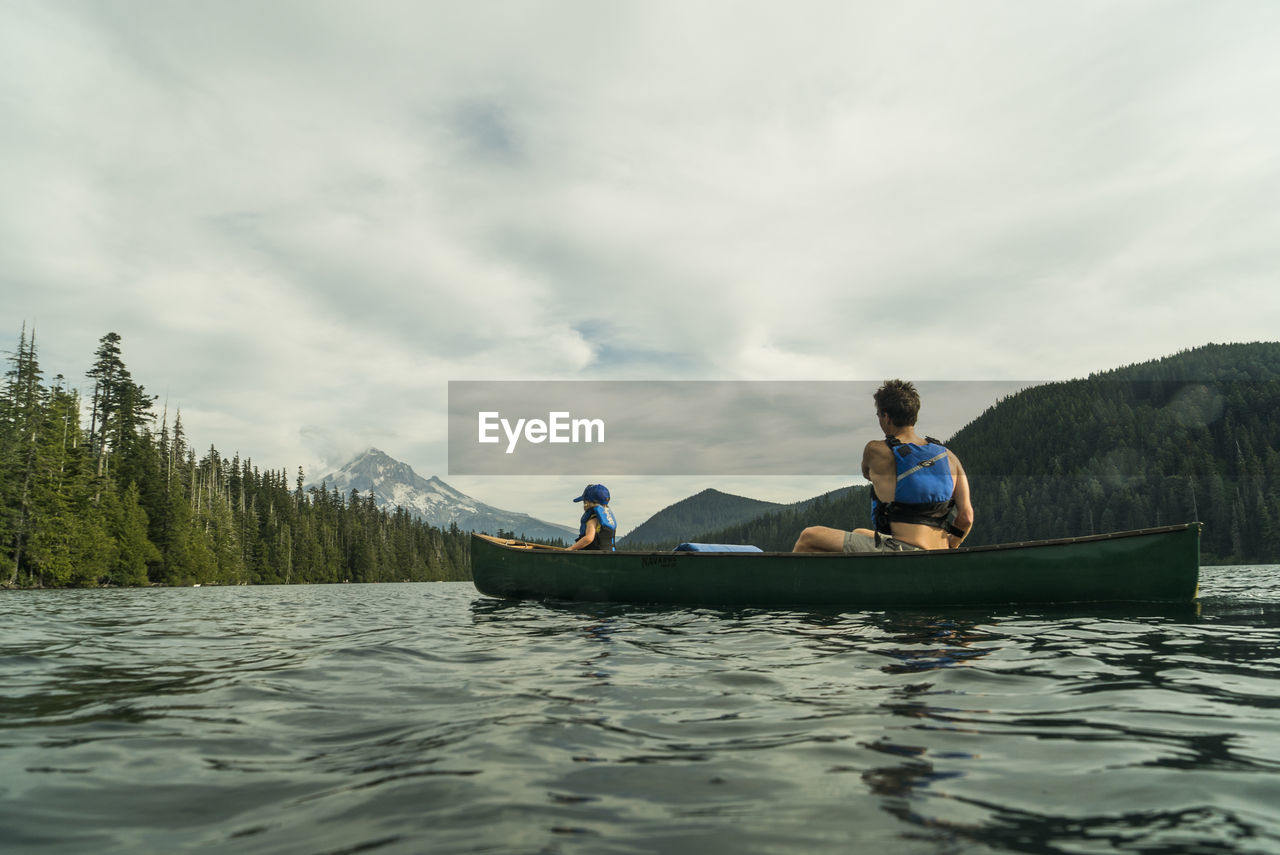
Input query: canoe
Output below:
<box><xmin>470</xmin><ymin>523</ymin><xmax>1201</xmax><ymax>607</ymax></box>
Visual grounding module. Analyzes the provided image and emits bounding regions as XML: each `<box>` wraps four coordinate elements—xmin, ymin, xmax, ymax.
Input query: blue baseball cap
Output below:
<box><xmin>573</xmin><ymin>484</ymin><xmax>610</xmax><ymax>504</ymax></box>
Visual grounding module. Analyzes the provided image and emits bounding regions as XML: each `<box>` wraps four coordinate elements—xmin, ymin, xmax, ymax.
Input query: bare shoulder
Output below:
<box><xmin>861</xmin><ymin>438</ymin><xmax>891</xmax><ymax>478</ymax></box>
<box><xmin>861</xmin><ymin>439</ymin><xmax>891</xmax><ymax>465</ymax></box>
<box><xmin>863</xmin><ymin>438</ymin><xmax>890</xmax><ymax>458</ymax></box>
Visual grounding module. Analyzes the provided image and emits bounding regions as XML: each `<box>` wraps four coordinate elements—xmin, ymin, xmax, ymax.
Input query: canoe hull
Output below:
<box><xmin>470</xmin><ymin>524</ymin><xmax>1201</xmax><ymax>607</ymax></box>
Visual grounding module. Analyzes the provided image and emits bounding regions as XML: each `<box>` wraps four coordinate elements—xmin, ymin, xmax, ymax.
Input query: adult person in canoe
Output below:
<box><xmin>567</xmin><ymin>483</ymin><xmax>618</xmax><ymax>551</ymax></box>
<box><xmin>793</xmin><ymin>379</ymin><xmax>974</xmax><ymax>553</ymax></box>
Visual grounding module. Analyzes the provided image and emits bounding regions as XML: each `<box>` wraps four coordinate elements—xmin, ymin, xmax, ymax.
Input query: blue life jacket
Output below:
<box><xmin>579</xmin><ymin>505</ymin><xmax>618</xmax><ymax>551</ymax></box>
<box><xmin>871</xmin><ymin>436</ymin><xmax>957</xmax><ymax>535</ymax></box>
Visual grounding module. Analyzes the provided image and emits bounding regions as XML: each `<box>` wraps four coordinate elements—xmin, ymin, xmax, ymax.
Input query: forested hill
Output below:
<box><xmin>673</xmin><ymin>484</ymin><xmax>870</xmax><ymax>553</ymax></box>
<box><xmin>946</xmin><ymin>341</ymin><xmax>1280</xmax><ymax>561</ymax></box>
<box><xmin>620</xmin><ymin>489</ymin><xmax>783</xmax><ymax>549</ymax></box>
<box><xmin>688</xmin><ymin>343</ymin><xmax>1280</xmax><ymax>563</ymax></box>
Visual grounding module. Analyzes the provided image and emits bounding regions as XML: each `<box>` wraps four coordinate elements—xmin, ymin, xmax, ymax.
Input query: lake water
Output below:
<box><xmin>2</xmin><ymin>566</ymin><xmax>1279</xmax><ymax>855</ymax></box>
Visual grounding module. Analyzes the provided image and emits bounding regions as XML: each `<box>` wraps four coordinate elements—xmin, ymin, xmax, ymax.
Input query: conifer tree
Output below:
<box><xmin>103</xmin><ymin>482</ymin><xmax>161</xmax><ymax>586</ymax></box>
<box><xmin>86</xmin><ymin>332</ymin><xmax>156</xmax><ymax>483</ymax></box>
<box><xmin>2</xmin><ymin>326</ymin><xmax>45</xmax><ymax>586</ymax></box>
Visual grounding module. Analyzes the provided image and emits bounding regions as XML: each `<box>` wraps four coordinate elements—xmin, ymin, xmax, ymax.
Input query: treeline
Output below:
<box><xmin>948</xmin><ymin>342</ymin><xmax>1280</xmax><ymax>563</ymax></box>
<box><xmin>687</xmin><ymin>343</ymin><xmax>1280</xmax><ymax>564</ymax></box>
<box><xmin>1</xmin><ymin>328</ymin><xmax>470</xmax><ymax>587</ymax></box>
<box><xmin>490</xmin><ymin>528</ymin><xmax>568</xmax><ymax>548</ymax></box>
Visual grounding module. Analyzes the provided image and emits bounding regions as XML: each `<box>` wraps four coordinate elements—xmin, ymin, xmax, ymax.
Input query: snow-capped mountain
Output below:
<box><xmin>311</xmin><ymin>448</ymin><xmax>575</xmax><ymax>543</ymax></box>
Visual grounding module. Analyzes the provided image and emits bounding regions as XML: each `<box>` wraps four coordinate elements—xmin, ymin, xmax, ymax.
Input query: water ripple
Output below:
<box><xmin>2</xmin><ymin>568</ymin><xmax>1280</xmax><ymax>853</ymax></box>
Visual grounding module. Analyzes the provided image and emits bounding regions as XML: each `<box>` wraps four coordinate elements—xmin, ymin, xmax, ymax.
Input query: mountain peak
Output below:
<box><xmin>310</xmin><ymin>450</ymin><xmax>574</xmax><ymax>542</ymax></box>
<box><xmin>346</xmin><ymin>447</ymin><xmax>397</xmax><ymax>466</ymax></box>
<box><xmin>622</xmin><ymin>488</ymin><xmax>784</xmax><ymax>547</ymax></box>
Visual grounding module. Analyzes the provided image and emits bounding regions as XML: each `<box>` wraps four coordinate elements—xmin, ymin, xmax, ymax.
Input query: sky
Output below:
<box><xmin>4</xmin><ymin>1</ymin><xmax>1280</xmax><ymax>534</ymax></box>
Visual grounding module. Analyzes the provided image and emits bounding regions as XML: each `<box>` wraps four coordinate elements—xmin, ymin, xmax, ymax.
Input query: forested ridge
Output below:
<box><xmin>1</xmin><ymin>328</ymin><xmax>470</xmax><ymax>588</ymax></box>
<box><xmin>948</xmin><ymin>341</ymin><xmax>1280</xmax><ymax>562</ymax></box>
<box><xmin>621</xmin><ymin>488</ymin><xmax>785</xmax><ymax>549</ymax></box>
<box><xmin>680</xmin><ymin>485</ymin><xmax>873</xmax><ymax>554</ymax></box>
<box><xmin>689</xmin><ymin>343</ymin><xmax>1280</xmax><ymax>563</ymax></box>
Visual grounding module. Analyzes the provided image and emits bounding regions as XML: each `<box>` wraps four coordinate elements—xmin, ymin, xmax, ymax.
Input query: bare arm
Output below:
<box><xmin>948</xmin><ymin>453</ymin><xmax>974</xmax><ymax>548</ymax></box>
<box><xmin>567</xmin><ymin>517</ymin><xmax>599</xmax><ymax>551</ymax></box>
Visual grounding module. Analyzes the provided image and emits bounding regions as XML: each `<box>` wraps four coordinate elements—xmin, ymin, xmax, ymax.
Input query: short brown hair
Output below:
<box><xmin>874</xmin><ymin>380</ymin><xmax>920</xmax><ymax>427</ymax></box>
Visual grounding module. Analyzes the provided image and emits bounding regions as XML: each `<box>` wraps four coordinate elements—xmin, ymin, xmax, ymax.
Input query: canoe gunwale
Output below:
<box><xmin>474</xmin><ymin>522</ymin><xmax>1203</xmax><ymax>558</ymax></box>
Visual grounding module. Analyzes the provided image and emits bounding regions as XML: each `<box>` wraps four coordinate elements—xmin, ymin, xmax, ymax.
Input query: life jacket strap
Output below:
<box><xmin>896</xmin><ymin>449</ymin><xmax>949</xmax><ymax>482</ymax></box>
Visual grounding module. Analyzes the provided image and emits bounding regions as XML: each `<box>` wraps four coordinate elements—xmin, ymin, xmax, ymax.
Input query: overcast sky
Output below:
<box><xmin>4</xmin><ymin>1</ymin><xmax>1279</xmax><ymax>534</ymax></box>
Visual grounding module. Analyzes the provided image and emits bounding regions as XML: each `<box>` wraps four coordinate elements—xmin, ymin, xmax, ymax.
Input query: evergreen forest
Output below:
<box><xmin>689</xmin><ymin>343</ymin><xmax>1280</xmax><ymax>564</ymax></box>
<box><xmin>1</xmin><ymin>328</ymin><xmax>470</xmax><ymax>588</ymax></box>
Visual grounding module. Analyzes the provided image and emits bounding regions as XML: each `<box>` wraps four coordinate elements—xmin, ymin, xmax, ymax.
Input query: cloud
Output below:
<box><xmin>4</xmin><ymin>0</ymin><xmax>1280</xmax><ymax>525</ymax></box>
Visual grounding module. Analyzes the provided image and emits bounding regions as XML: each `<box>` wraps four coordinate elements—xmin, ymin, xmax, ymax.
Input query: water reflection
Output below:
<box><xmin>862</xmin><ymin>739</ymin><xmax>970</xmax><ymax>795</ymax></box>
<box><xmin>578</xmin><ymin>618</ymin><xmax>618</xmax><ymax>682</ymax></box>
<box><xmin>1</xmin><ymin>661</ymin><xmax>214</xmax><ymax>725</ymax></box>
<box><xmin>849</xmin><ymin>602</ymin><xmax>1280</xmax><ymax>853</ymax></box>
<box><xmin>872</xmin><ymin>614</ymin><xmax>997</xmax><ymax>675</ymax></box>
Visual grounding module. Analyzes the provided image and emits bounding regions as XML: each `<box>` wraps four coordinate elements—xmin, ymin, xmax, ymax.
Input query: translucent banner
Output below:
<box><xmin>448</xmin><ymin>380</ymin><xmax>1029</xmax><ymax>475</ymax></box>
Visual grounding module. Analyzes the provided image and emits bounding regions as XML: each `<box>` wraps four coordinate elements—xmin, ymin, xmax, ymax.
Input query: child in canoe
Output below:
<box><xmin>568</xmin><ymin>484</ymin><xmax>617</xmax><ymax>551</ymax></box>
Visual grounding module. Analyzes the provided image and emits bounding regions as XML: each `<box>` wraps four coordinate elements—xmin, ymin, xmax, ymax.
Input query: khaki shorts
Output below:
<box><xmin>842</xmin><ymin>530</ymin><xmax>924</xmax><ymax>553</ymax></box>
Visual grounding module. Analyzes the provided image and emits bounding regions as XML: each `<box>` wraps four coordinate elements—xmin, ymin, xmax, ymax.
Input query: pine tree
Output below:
<box><xmin>2</xmin><ymin>326</ymin><xmax>45</xmax><ymax>586</ymax></box>
<box><xmin>86</xmin><ymin>332</ymin><xmax>156</xmax><ymax>484</ymax></box>
<box><xmin>103</xmin><ymin>482</ymin><xmax>161</xmax><ymax>586</ymax></box>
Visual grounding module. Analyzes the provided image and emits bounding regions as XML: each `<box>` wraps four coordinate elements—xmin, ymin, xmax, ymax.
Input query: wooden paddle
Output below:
<box><xmin>491</xmin><ymin>537</ymin><xmax>568</xmax><ymax>551</ymax></box>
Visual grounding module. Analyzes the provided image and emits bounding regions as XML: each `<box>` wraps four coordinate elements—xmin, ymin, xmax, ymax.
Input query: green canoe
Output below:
<box><xmin>470</xmin><ymin>523</ymin><xmax>1201</xmax><ymax>607</ymax></box>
